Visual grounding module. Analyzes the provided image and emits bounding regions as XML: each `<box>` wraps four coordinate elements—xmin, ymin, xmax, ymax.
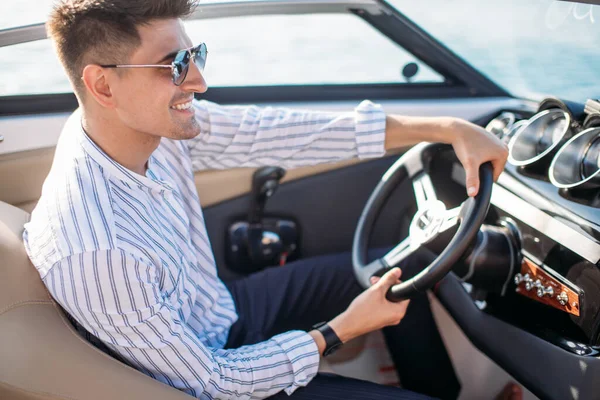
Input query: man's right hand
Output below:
<box><xmin>326</xmin><ymin>267</ymin><xmax>410</xmax><ymax>344</ymax></box>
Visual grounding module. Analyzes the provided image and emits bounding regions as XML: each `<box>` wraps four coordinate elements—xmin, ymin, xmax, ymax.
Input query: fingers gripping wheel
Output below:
<box><xmin>352</xmin><ymin>143</ymin><xmax>494</xmax><ymax>302</ymax></box>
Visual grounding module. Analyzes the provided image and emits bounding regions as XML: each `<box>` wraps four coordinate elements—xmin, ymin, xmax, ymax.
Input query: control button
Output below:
<box><xmin>514</xmin><ymin>273</ymin><xmax>523</xmax><ymax>285</ymax></box>
<box><xmin>516</xmin><ymin>257</ymin><xmax>581</xmax><ymax>317</ymax></box>
<box><xmin>523</xmin><ymin>274</ymin><xmax>533</xmax><ymax>291</ymax></box>
<box><xmin>537</xmin><ymin>286</ymin><xmax>554</xmax><ymax>298</ymax></box>
<box><xmin>557</xmin><ymin>291</ymin><xmax>569</xmax><ymax>306</ymax></box>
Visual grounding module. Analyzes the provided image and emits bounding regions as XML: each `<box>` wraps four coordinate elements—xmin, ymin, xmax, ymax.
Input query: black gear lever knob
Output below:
<box><xmin>248</xmin><ymin>166</ymin><xmax>286</xmax><ymax>224</ymax></box>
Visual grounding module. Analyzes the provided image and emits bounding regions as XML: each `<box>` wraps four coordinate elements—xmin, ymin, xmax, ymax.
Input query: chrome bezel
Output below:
<box><xmin>502</xmin><ymin>119</ymin><xmax>528</xmax><ymax>145</ymax></box>
<box><xmin>485</xmin><ymin>112</ymin><xmax>516</xmax><ymax>139</ymax></box>
<box><xmin>549</xmin><ymin>127</ymin><xmax>600</xmax><ymax>189</ymax></box>
<box><xmin>508</xmin><ymin>109</ymin><xmax>571</xmax><ymax>167</ymax></box>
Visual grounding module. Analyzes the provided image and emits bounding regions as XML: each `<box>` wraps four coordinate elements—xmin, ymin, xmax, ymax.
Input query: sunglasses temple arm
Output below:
<box><xmin>104</xmin><ymin>64</ymin><xmax>173</xmax><ymax>69</ymax></box>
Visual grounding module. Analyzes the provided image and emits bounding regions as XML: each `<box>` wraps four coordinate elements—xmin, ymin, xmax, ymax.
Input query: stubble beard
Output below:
<box><xmin>171</xmin><ymin>114</ymin><xmax>202</xmax><ymax>140</ymax></box>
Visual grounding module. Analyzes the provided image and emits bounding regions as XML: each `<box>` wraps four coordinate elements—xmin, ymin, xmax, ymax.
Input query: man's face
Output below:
<box><xmin>109</xmin><ymin>19</ymin><xmax>207</xmax><ymax>140</ymax></box>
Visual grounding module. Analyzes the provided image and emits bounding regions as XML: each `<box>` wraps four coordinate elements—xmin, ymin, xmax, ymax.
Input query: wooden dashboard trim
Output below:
<box><xmin>515</xmin><ymin>257</ymin><xmax>582</xmax><ymax>317</ymax></box>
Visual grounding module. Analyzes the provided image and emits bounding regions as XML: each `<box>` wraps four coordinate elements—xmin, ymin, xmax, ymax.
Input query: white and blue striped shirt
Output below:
<box><xmin>23</xmin><ymin>99</ymin><xmax>387</xmax><ymax>399</ymax></box>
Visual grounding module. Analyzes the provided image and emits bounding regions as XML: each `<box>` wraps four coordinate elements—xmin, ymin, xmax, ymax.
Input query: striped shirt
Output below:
<box><xmin>23</xmin><ymin>99</ymin><xmax>387</xmax><ymax>399</ymax></box>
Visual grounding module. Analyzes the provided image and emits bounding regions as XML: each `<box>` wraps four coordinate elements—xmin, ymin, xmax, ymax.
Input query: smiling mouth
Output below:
<box><xmin>170</xmin><ymin>100</ymin><xmax>193</xmax><ymax>111</ymax></box>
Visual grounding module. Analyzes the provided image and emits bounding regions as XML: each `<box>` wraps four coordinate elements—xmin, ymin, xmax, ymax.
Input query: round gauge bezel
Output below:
<box><xmin>549</xmin><ymin>127</ymin><xmax>600</xmax><ymax>189</ymax></box>
<box><xmin>502</xmin><ymin>119</ymin><xmax>528</xmax><ymax>144</ymax></box>
<box><xmin>485</xmin><ymin>112</ymin><xmax>516</xmax><ymax>139</ymax></box>
<box><xmin>508</xmin><ymin>109</ymin><xmax>571</xmax><ymax>167</ymax></box>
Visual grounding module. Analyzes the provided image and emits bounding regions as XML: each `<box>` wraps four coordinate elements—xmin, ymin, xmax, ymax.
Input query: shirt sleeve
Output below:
<box><xmin>186</xmin><ymin>99</ymin><xmax>387</xmax><ymax>171</ymax></box>
<box><xmin>43</xmin><ymin>249</ymin><xmax>320</xmax><ymax>399</ymax></box>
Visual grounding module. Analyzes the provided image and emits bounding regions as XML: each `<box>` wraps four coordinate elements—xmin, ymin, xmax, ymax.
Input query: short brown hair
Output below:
<box><xmin>47</xmin><ymin>0</ymin><xmax>198</xmax><ymax>98</ymax></box>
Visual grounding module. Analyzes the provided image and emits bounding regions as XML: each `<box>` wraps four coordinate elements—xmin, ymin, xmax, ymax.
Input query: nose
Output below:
<box><xmin>181</xmin><ymin>61</ymin><xmax>208</xmax><ymax>94</ymax></box>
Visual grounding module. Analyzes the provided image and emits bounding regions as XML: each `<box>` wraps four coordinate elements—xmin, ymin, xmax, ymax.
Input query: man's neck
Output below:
<box><xmin>81</xmin><ymin>110</ymin><xmax>161</xmax><ymax>176</ymax></box>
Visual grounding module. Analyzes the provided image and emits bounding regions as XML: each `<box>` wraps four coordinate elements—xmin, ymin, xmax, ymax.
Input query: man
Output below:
<box><xmin>23</xmin><ymin>0</ymin><xmax>513</xmax><ymax>399</ymax></box>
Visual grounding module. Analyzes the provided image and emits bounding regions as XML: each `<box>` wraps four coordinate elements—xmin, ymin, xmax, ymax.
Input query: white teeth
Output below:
<box><xmin>171</xmin><ymin>101</ymin><xmax>193</xmax><ymax>110</ymax></box>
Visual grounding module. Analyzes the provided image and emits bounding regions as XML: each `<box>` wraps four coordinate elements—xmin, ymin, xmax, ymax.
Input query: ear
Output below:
<box><xmin>81</xmin><ymin>64</ymin><xmax>116</xmax><ymax>109</ymax></box>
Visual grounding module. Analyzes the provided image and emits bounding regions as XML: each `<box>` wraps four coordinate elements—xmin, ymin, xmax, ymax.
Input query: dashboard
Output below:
<box><xmin>445</xmin><ymin>97</ymin><xmax>600</xmax><ymax>352</ymax></box>
<box><xmin>424</xmin><ymin>97</ymin><xmax>600</xmax><ymax>399</ymax></box>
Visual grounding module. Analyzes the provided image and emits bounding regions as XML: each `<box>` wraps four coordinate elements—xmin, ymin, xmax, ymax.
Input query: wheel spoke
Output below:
<box><xmin>440</xmin><ymin>206</ymin><xmax>461</xmax><ymax>233</ymax></box>
<box><xmin>361</xmin><ymin>259</ymin><xmax>388</xmax><ymax>283</ymax></box>
<box><xmin>382</xmin><ymin>236</ymin><xmax>418</xmax><ymax>268</ymax></box>
<box><xmin>413</xmin><ymin>173</ymin><xmax>437</xmax><ymax>210</ymax></box>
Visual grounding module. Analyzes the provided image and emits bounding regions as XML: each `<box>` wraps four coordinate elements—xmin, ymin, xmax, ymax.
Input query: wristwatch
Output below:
<box><xmin>312</xmin><ymin>321</ymin><xmax>343</xmax><ymax>356</ymax></box>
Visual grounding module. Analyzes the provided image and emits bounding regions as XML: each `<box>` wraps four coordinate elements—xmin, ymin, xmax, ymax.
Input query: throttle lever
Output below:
<box><xmin>248</xmin><ymin>166</ymin><xmax>286</xmax><ymax>224</ymax></box>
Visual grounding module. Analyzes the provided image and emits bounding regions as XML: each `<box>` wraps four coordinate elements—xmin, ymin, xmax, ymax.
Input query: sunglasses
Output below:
<box><xmin>100</xmin><ymin>43</ymin><xmax>207</xmax><ymax>86</ymax></box>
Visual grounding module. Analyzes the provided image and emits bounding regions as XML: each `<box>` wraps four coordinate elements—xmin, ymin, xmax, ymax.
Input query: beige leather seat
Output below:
<box><xmin>0</xmin><ymin>201</ymin><xmax>192</xmax><ymax>400</ymax></box>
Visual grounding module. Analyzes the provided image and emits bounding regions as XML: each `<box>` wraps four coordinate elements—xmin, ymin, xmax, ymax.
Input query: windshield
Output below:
<box><xmin>388</xmin><ymin>0</ymin><xmax>600</xmax><ymax>102</ymax></box>
<box><xmin>1</xmin><ymin>0</ymin><xmax>598</xmax><ymax>102</ymax></box>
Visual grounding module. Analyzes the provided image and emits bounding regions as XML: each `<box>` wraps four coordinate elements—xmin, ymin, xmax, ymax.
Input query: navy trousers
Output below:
<box><xmin>224</xmin><ymin>249</ymin><xmax>460</xmax><ymax>399</ymax></box>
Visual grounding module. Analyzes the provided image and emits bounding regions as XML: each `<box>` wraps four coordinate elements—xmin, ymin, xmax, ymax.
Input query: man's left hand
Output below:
<box><xmin>384</xmin><ymin>113</ymin><xmax>508</xmax><ymax>197</ymax></box>
<box><xmin>449</xmin><ymin>118</ymin><xmax>508</xmax><ymax>197</ymax></box>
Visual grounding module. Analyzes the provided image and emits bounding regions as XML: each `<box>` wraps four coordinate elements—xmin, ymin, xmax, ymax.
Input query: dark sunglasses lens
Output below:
<box><xmin>173</xmin><ymin>50</ymin><xmax>191</xmax><ymax>85</ymax></box>
<box><xmin>194</xmin><ymin>43</ymin><xmax>207</xmax><ymax>71</ymax></box>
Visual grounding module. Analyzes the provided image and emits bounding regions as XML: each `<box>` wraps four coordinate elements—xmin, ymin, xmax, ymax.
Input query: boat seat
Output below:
<box><xmin>0</xmin><ymin>200</ymin><xmax>191</xmax><ymax>400</ymax></box>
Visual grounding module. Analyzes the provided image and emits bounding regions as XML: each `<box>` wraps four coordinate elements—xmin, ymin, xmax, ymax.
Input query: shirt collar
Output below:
<box><xmin>70</xmin><ymin>109</ymin><xmax>171</xmax><ymax>193</ymax></box>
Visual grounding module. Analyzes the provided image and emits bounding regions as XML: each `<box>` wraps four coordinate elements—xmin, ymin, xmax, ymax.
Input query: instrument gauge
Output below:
<box><xmin>503</xmin><ymin>119</ymin><xmax>528</xmax><ymax>145</ymax></box>
<box><xmin>549</xmin><ymin>127</ymin><xmax>600</xmax><ymax>189</ymax></box>
<box><xmin>537</xmin><ymin>117</ymin><xmax>569</xmax><ymax>153</ymax></box>
<box><xmin>508</xmin><ymin>109</ymin><xmax>572</xmax><ymax>167</ymax></box>
<box><xmin>486</xmin><ymin>112</ymin><xmax>516</xmax><ymax>139</ymax></box>
<box><xmin>582</xmin><ymin>137</ymin><xmax>600</xmax><ymax>179</ymax></box>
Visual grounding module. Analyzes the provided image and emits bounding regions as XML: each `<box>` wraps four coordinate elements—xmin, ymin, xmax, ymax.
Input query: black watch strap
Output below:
<box><xmin>313</xmin><ymin>322</ymin><xmax>343</xmax><ymax>357</ymax></box>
